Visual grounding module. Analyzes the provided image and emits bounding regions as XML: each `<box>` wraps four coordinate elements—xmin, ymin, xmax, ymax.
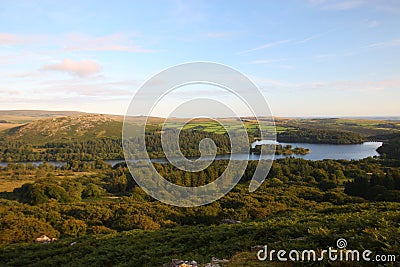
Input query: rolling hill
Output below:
<box><xmin>0</xmin><ymin>110</ymin><xmax>398</xmax><ymax>146</ymax></box>
<box><xmin>0</xmin><ymin>110</ymin><xmax>90</xmax><ymax>124</ymax></box>
<box><xmin>0</xmin><ymin>114</ymin><xmax>123</xmax><ymax>145</ymax></box>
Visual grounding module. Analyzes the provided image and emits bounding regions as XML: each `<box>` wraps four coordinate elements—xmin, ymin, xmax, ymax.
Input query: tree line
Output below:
<box><xmin>277</xmin><ymin>129</ymin><xmax>364</xmax><ymax>144</ymax></box>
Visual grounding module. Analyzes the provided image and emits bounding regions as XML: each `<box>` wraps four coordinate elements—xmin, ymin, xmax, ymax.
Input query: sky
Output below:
<box><xmin>0</xmin><ymin>0</ymin><xmax>399</xmax><ymax>117</ymax></box>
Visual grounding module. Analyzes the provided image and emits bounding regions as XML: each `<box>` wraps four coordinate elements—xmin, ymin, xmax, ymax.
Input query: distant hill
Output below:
<box><xmin>0</xmin><ymin>110</ymin><xmax>398</xmax><ymax>145</ymax></box>
<box><xmin>0</xmin><ymin>110</ymin><xmax>89</xmax><ymax>124</ymax></box>
<box><xmin>1</xmin><ymin>114</ymin><xmax>123</xmax><ymax>145</ymax></box>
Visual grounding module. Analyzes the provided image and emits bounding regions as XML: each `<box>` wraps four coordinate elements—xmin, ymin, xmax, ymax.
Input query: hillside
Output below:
<box><xmin>0</xmin><ymin>110</ymin><xmax>398</xmax><ymax>149</ymax></box>
<box><xmin>0</xmin><ymin>110</ymin><xmax>89</xmax><ymax>124</ymax></box>
<box><xmin>1</xmin><ymin>114</ymin><xmax>123</xmax><ymax>145</ymax></box>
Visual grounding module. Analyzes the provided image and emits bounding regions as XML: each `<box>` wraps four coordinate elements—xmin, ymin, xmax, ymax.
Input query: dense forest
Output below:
<box><xmin>277</xmin><ymin>129</ymin><xmax>364</xmax><ymax>144</ymax></box>
<box><xmin>0</xmin><ymin>139</ymin><xmax>123</xmax><ymax>162</ymax></box>
<box><xmin>252</xmin><ymin>144</ymin><xmax>310</xmax><ymax>155</ymax></box>
<box><xmin>0</xmin><ymin>130</ymin><xmax>232</xmax><ymax>162</ymax></box>
<box><xmin>0</xmin><ymin>129</ymin><xmax>364</xmax><ymax>163</ymax></box>
<box><xmin>1</xmin><ymin>155</ymin><xmax>400</xmax><ymax>265</ymax></box>
<box><xmin>377</xmin><ymin>136</ymin><xmax>400</xmax><ymax>160</ymax></box>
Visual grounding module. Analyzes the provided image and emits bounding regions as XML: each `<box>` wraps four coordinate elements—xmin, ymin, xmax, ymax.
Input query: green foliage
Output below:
<box><xmin>61</xmin><ymin>219</ymin><xmax>87</xmax><ymax>237</ymax></box>
<box><xmin>13</xmin><ymin>182</ymin><xmax>71</xmax><ymax>205</ymax></box>
<box><xmin>278</xmin><ymin>129</ymin><xmax>364</xmax><ymax>144</ymax></box>
<box><xmin>345</xmin><ymin>169</ymin><xmax>400</xmax><ymax>201</ymax></box>
<box><xmin>82</xmin><ymin>183</ymin><xmax>103</xmax><ymax>198</ymax></box>
<box><xmin>0</xmin><ymin>211</ymin><xmax>58</xmax><ymax>244</ymax></box>
<box><xmin>252</xmin><ymin>144</ymin><xmax>310</xmax><ymax>155</ymax></box>
<box><xmin>0</xmin><ymin>203</ymin><xmax>399</xmax><ymax>266</ymax></box>
<box><xmin>377</xmin><ymin>135</ymin><xmax>400</xmax><ymax>159</ymax></box>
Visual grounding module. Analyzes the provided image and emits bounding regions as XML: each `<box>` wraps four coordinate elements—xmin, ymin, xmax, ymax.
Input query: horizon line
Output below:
<box><xmin>0</xmin><ymin>109</ymin><xmax>399</xmax><ymax>120</ymax></box>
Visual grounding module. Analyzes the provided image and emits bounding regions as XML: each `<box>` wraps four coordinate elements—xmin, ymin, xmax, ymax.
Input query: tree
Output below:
<box><xmin>82</xmin><ymin>183</ymin><xmax>103</xmax><ymax>198</ymax></box>
<box><xmin>0</xmin><ymin>213</ymin><xmax>58</xmax><ymax>244</ymax></box>
<box><xmin>61</xmin><ymin>219</ymin><xmax>87</xmax><ymax>237</ymax></box>
<box><xmin>345</xmin><ymin>176</ymin><xmax>369</xmax><ymax>198</ymax></box>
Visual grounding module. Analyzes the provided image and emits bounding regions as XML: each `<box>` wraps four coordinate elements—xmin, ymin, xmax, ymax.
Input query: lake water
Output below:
<box><xmin>0</xmin><ymin>141</ymin><xmax>383</xmax><ymax>167</ymax></box>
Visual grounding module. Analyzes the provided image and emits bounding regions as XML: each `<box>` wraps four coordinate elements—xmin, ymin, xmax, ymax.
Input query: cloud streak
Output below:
<box><xmin>309</xmin><ymin>0</ymin><xmax>364</xmax><ymax>10</ymax></box>
<box><xmin>249</xmin><ymin>58</ymin><xmax>287</xmax><ymax>64</ymax></box>
<box><xmin>0</xmin><ymin>32</ymin><xmax>154</xmax><ymax>53</ymax></box>
<box><xmin>204</xmin><ymin>31</ymin><xmax>238</xmax><ymax>39</ymax></box>
<box><xmin>296</xmin><ymin>29</ymin><xmax>336</xmax><ymax>44</ymax></box>
<box><xmin>0</xmin><ymin>32</ymin><xmax>46</xmax><ymax>45</ymax></box>
<box><xmin>238</xmin><ymin>40</ymin><xmax>290</xmax><ymax>54</ymax></box>
<box><xmin>64</xmin><ymin>33</ymin><xmax>154</xmax><ymax>53</ymax></box>
<box><xmin>366</xmin><ymin>39</ymin><xmax>400</xmax><ymax>48</ymax></box>
<box><xmin>0</xmin><ymin>33</ymin><xmax>25</xmax><ymax>45</ymax></box>
<box><xmin>253</xmin><ymin>75</ymin><xmax>400</xmax><ymax>93</ymax></box>
<box><xmin>40</xmin><ymin>59</ymin><xmax>102</xmax><ymax>77</ymax></box>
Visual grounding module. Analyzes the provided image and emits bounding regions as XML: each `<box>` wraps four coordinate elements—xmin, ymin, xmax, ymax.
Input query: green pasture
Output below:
<box><xmin>160</xmin><ymin>121</ymin><xmax>288</xmax><ymax>135</ymax></box>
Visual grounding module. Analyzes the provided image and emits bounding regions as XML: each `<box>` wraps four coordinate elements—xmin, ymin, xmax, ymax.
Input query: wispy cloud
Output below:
<box><xmin>64</xmin><ymin>33</ymin><xmax>154</xmax><ymax>53</ymax></box>
<box><xmin>374</xmin><ymin>0</ymin><xmax>400</xmax><ymax>13</ymax></box>
<box><xmin>296</xmin><ymin>29</ymin><xmax>336</xmax><ymax>44</ymax></box>
<box><xmin>364</xmin><ymin>19</ymin><xmax>380</xmax><ymax>28</ymax></box>
<box><xmin>238</xmin><ymin>40</ymin><xmax>290</xmax><ymax>54</ymax></box>
<box><xmin>249</xmin><ymin>58</ymin><xmax>287</xmax><ymax>64</ymax></box>
<box><xmin>0</xmin><ymin>32</ymin><xmax>154</xmax><ymax>53</ymax></box>
<box><xmin>204</xmin><ymin>31</ymin><xmax>237</xmax><ymax>39</ymax></box>
<box><xmin>40</xmin><ymin>59</ymin><xmax>102</xmax><ymax>77</ymax></box>
<box><xmin>39</xmin><ymin>80</ymin><xmax>135</xmax><ymax>97</ymax></box>
<box><xmin>0</xmin><ymin>33</ymin><xmax>25</xmax><ymax>45</ymax></box>
<box><xmin>309</xmin><ymin>0</ymin><xmax>364</xmax><ymax>10</ymax></box>
<box><xmin>0</xmin><ymin>32</ymin><xmax>47</xmax><ymax>45</ymax></box>
<box><xmin>1</xmin><ymin>75</ymin><xmax>138</xmax><ymax>100</ymax></box>
<box><xmin>325</xmin><ymin>79</ymin><xmax>395</xmax><ymax>91</ymax></box>
<box><xmin>253</xmin><ymin>75</ymin><xmax>400</xmax><ymax>93</ymax></box>
<box><xmin>365</xmin><ymin>39</ymin><xmax>400</xmax><ymax>48</ymax></box>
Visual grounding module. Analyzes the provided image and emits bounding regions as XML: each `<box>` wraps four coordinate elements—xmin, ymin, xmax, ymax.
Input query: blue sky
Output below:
<box><xmin>0</xmin><ymin>0</ymin><xmax>399</xmax><ymax>117</ymax></box>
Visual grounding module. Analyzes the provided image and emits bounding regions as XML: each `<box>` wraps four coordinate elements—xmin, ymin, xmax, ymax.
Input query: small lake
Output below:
<box><xmin>0</xmin><ymin>142</ymin><xmax>383</xmax><ymax>168</ymax></box>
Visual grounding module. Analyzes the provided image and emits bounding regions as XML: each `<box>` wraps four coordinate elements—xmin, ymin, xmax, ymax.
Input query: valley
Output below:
<box><xmin>0</xmin><ymin>111</ymin><xmax>399</xmax><ymax>266</ymax></box>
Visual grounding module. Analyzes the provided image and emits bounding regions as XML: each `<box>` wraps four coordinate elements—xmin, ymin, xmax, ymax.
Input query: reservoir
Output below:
<box><xmin>0</xmin><ymin>142</ymin><xmax>383</xmax><ymax>167</ymax></box>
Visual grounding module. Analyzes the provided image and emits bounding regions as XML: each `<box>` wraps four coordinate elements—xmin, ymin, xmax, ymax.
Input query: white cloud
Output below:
<box><xmin>40</xmin><ymin>59</ymin><xmax>101</xmax><ymax>77</ymax></box>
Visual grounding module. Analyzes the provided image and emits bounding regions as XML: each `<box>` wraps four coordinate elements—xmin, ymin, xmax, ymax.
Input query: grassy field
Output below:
<box><xmin>162</xmin><ymin>120</ymin><xmax>287</xmax><ymax>135</ymax></box>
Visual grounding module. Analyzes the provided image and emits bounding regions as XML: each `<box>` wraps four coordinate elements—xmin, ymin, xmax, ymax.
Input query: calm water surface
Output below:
<box><xmin>0</xmin><ymin>142</ymin><xmax>383</xmax><ymax>167</ymax></box>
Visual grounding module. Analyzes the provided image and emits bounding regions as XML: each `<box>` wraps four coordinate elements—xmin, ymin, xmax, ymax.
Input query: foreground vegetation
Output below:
<box><xmin>1</xmin><ymin>155</ymin><xmax>400</xmax><ymax>265</ymax></box>
<box><xmin>1</xmin><ymin>202</ymin><xmax>399</xmax><ymax>266</ymax></box>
